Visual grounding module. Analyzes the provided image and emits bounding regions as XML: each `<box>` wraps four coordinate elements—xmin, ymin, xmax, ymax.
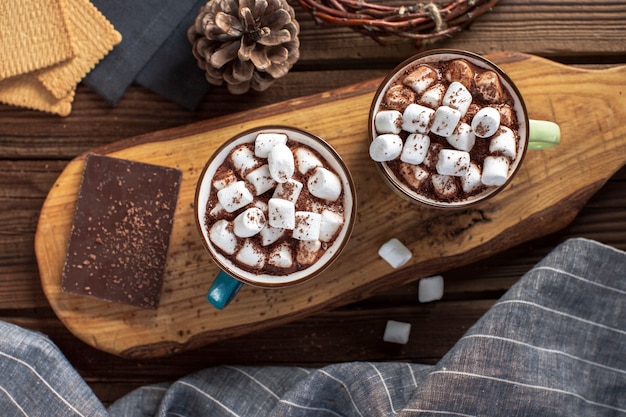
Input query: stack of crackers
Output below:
<box><xmin>0</xmin><ymin>0</ymin><xmax>121</xmax><ymax>116</ymax></box>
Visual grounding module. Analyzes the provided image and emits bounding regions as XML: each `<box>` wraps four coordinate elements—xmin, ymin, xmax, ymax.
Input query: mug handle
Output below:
<box><xmin>207</xmin><ymin>270</ymin><xmax>243</xmax><ymax>310</ymax></box>
<box><xmin>528</xmin><ymin>120</ymin><xmax>560</xmax><ymax>150</ymax></box>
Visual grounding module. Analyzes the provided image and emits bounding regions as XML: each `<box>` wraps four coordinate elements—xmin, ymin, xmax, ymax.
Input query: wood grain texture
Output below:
<box><xmin>35</xmin><ymin>53</ymin><xmax>626</xmax><ymax>358</ymax></box>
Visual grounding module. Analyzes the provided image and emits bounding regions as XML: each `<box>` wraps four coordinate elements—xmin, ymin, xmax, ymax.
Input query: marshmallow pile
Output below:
<box><xmin>206</xmin><ymin>132</ymin><xmax>346</xmax><ymax>274</ymax></box>
<box><xmin>370</xmin><ymin>58</ymin><xmax>521</xmax><ymax>201</ymax></box>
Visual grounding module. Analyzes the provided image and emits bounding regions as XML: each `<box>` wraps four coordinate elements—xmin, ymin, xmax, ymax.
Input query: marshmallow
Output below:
<box><xmin>444</xmin><ymin>59</ymin><xmax>474</xmax><ymax>89</ymax></box>
<box><xmin>383</xmin><ymin>320</ymin><xmax>411</xmax><ymax>344</ymax></box>
<box><xmin>442</xmin><ymin>81</ymin><xmax>473</xmax><ymax>116</ymax></box>
<box><xmin>245</xmin><ymin>164</ymin><xmax>277</xmax><ymax>195</ymax></box>
<box><xmin>471</xmin><ymin>107</ymin><xmax>501</xmax><ymax>138</ymax></box>
<box><xmin>236</xmin><ymin>239</ymin><xmax>265</xmax><ymax>269</ymax></box>
<box><xmin>293</xmin><ymin>211</ymin><xmax>322</xmax><ymax>241</ymax></box>
<box><xmin>233</xmin><ymin>207</ymin><xmax>266</xmax><ymax>238</ymax></box>
<box><xmin>217</xmin><ymin>181</ymin><xmax>254</xmax><ymax>213</ymax></box>
<box><xmin>268</xmin><ymin>198</ymin><xmax>295</xmax><ymax>229</ymax></box>
<box><xmin>209</xmin><ymin>219</ymin><xmax>238</xmax><ymax>255</ymax></box>
<box><xmin>307</xmin><ymin>167</ymin><xmax>342</xmax><ymax>201</ymax></box>
<box><xmin>378</xmin><ymin>238</ymin><xmax>412</xmax><ymax>268</ymax></box>
<box><xmin>423</xmin><ymin>143</ymin><xmax>443</xmax><ymax>169</ymax></box>
<box><xmin>419</xmin><ymin>84</ymin><xmax>446</xmax><ymax>108</ymax></box>
<box><xmin>399</xmin><ymin>163</ymin><xmax>429</xmax><ymax>189</ymax></box>
<box><xmin>383</xmin><ymin>85</ymin><xmax>417</xmax><ymax>112</ymax></box>
<box><xmin>297</xmin><ymin>240</ymin><xmax>321</xmax><ymax>265</ymax></box>
<box><xmin>475</xmin><ymin>70</ymin><xmax>503</xmax><ymax>103</ymax></box>
<box><xmin>431</xmin><ymin>174</ymin><xmax>459</xmax><ymax>198</ymax></box>
<box><xmin>369</xmin><ymin>134</ymin><xmax>403</xmax><ymax>162</ymax></box>
<box><xmin>481</xmin><ymin>156</ymin><xmax>510</xmax><ymax>186</ymax></box>
<box><xmin>418</xmin><ymin>275</ymin><xmax>444</xmax><ymax>303</ymax></box>
<box><xmin>447</xmin><ymin>122</ymin><xmax>476</xmax><ymax>152</ymax></box>
<box><xmin>403</xmin><ymin>65</ymin><xmax>438</xmax><ymax>94</ymax></box>
<box><xmin>230</xmin><ymin>145</ymin><xmax>259</xmax><ymax>176</ymax></box>
<box><xmin>489</xmin><ymin>126</ymin><xmax>517</xmax><ymax>159</ymax></box>
<box><xmin>430</xmin><ymin>106</ymin><xmax>461</xmax><ymax>138</ymax></box>
<box><xmin>268</xmin><ymin>242</ymin><xmax>294</xmax><ymax>269</ymax></box>
<box><xmin>461</xmin><ymin>162</ymin><xmax>483</xmax><ymax>193</ymax></box>
<box><xmin>400</xmin><ymin>133</ymin><xmax>430</xmax><ymax>165</ymax></box>
<box><xmin>436</xmin><ymin>149</ymin><xmax>470</xmax><ymax>177</ymax></box>
<box><xmin>293</xmin><ymin>146</ymin><xmax>323</xmax><ymax>174</ymax></box>
<box><xmin>402</xmin><ymin>103</ymin><xmax>435</xmax><ymax>134</ymax></box>
<box><xmin>267</xmin><ymin>143</ymin><xmax>295</xmax><ymax>183</ymax></box>
<box><xmin>254</xmin><ymin>132</ymin><xmax>288</xmax><ymax>158</ymax></box>
<box><xmin>212</xmin><ymin>169</ymin><xmax>237</xmax><ymax>191</ymax></box>
<box><xmin>319</xmin><ymin>209</ymin><xmax>344</xmax><ymax>242</ymax></box>
<box><xmin>273</xmin><ymin>178</ymin><xmax>303</xmax><ymax>203</ymax></box>
<box><xmin>374</xmin><ymin>110</ymin><xmax>403</xmax><ymax>134</ymax></box>
<box><xmin>260</xmin><ymin>225</ymin><xmax>285</xmax><ymax>246</ymax></box>
<box><xmin>498</xmin><ymin>105</ymin><xmax>515</xmax><ymax>128</ymax></box>
<box><xmin>209</xmin><ymin>202</ymin><xmax>227</xmax><ymax>218</ymax></box>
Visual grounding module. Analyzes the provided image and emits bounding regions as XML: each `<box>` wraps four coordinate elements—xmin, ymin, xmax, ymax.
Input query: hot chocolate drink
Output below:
<box><xmin>197</xmin><ymin>127</ymin><xmax>355</xmax><ymax>285</ymax></box>
<box><xmin>369</xmin><ymin>50</ymin><xmax>529</xmax><ymax>208</ymax></box>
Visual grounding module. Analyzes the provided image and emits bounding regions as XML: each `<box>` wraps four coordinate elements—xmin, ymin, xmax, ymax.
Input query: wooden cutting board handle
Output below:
<box><xmin>36</xmin><ymin>53</ymin><xmax>626</xmax><ymax>358</ymax></box>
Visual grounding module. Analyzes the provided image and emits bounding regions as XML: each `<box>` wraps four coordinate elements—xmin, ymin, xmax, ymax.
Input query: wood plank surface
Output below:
<box><xmin>1</xmin><ymin>0</ymin><xmax>625</xmax><ymax>406</ymax></box>
<box><xmin>35</xmin><ymin>53</ymin><xmax>626</xmax><ymax>358</ymax></box>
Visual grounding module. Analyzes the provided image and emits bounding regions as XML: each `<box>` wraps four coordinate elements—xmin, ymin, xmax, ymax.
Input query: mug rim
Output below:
<box><xmin>194</xmin><ymin>125</ymin><xmax>357</xmax><ymax>288</ymax></box>
<box><xmin>368</xmin><ymin>48</ymin><xmax>530</xmax><ymax>209</ymax></box>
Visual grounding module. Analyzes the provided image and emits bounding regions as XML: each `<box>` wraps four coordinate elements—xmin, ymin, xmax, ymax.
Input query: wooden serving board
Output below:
<box><xmin>36</xmin><ymin>53</ymin><xmax>626</xmax><ymax>359</ymax></box>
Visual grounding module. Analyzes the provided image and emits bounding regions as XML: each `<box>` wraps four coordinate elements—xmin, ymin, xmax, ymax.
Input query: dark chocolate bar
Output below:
<box><xmin>61</xmin><ymin>154</ymin><xmax>182</xmax><ymax>309</ymax></box>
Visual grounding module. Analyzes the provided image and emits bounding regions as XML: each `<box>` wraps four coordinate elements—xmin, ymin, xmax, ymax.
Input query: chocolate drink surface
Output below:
<box><xmin>371</xmin><ymin>56</ymin><xmax>524</xmax><ymax>205</ymax></box>
<box><xmin>204</xmin><ymin>133</ymin><xmax>347</xmax><ymax>277</ymax></box>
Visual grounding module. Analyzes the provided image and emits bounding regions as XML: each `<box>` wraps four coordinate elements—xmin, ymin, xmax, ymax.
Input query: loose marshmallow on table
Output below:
<box><xmin>489</xmin><ymin>126</ymin><xmax>517</xmax><ymax>159</ymax></box>
<box><xmin>378</xmin><ymin>238</ymin><xmax>412</xmax><ymax>268</ymax></box>
<box><xmin>431</xmin><ymin>174</ymin><xmax>458</xmax><ymax>198</ymax></box>
<box><xmin>436</xmin><ymin>149</ymin><xmax>470</xmax><ymax>177</ymax></box>
<box><xmin>375</xmin><ymin>110</ymin><xmax>403</xmax><ymax>134</ymax></box>
<box><xmin>268</xmin><ymin>143</ymin><xmax>295</xmax><ymax>183</ymax></box>
<box><xmin>369</xmin><ymin>134</ymin><xmax>403</xmax><ymax>162</ymax></box>
<box><xmin>446</xmin><ymin>122</ymin><xmax>475</xmax><ymax>152</ymax></box>
<box><xmin>442</xmin><ymin>81</ymin><xmax>473</xmax><ymax>116</ymax></box>
<box><xmin>273</xmin><ymin>178</ymin><xmax>303</xmax><ymax>203</ymax></box>
<box><xmin>293</xmin><ymin>211</ymin><xmax>322</xmax><ymax>241</ymax></box>
<box><xmin>307</xmin><ymin>167</ymin><xmax>342</xmax><ymax>201</ymax></box>
<box><xmin>481</xmin><ymin>156</ymin><xmax>510</xmax><ymax>186</ymax></box>
<box><xmin>471</xmin><ymin>107</ymin><xmax>501</xmax><ymax>138</ymax></box>
<box><xmin>268</xmin><ymin>197</ymin><xmax>295</xmax><ymax>229</ymax></box>
<box><xmin>217</xmin><ymin>181</ymin><xmax>254</xmax><ymax>212</ymax></box>
<box><xmin>268</xmin><ymin>242</ymin><xmax>293</xmax><ymax>268</ymax></box>
<box><xmin>254</xmin><ymin>132</ymin><xmax>288</xmax><ymax>158</ymax></box>
<box><xmin>403</xmin><ymin>65</ymin><xmax>438</xmax><ymax>94</ymax></box>
<box><xmin>230</xmin><ymin>145</ymin><xmax>259</xmax><ymax>176</ymax></box>
<box><xmin>233</xmin><ymin>207</ymin><xmax>266</xmax><ymax>238</ymax></box>
<box><xmin>236</xmin><ymin>239</ymin><xmax>265</xmax><ymax>269</ymax></box>
<box><xmin>461</xmin><ymin>162</ymin><xmax>483</xmax><ymax>193</ymax></box>
<box><xmin>402</xmin><ymin>103</ymin><xmax>435</xmax><ymax>134</ymax></box>
<box><xmin>319</xmin><ymin>209</ymin><xmax>344</xmax><ymax>242</ymax></box>
<box><xmin>246</xmin><ymin>164</ymin><xmax>276</xmax><ymax>195</ymax></box>
<box><xmin>400</xmin><ymin>133</ymin><xmax>430</xmax><ymax>165</ymax></box>
<box><xmin>293</xmin><ymin>146</ymin><xmax>322</xmax><ymax>175</ymax></box>
<box><xmin>383</xmin><ymin>320</ymin><xmax>411</xmax><ymax>344</ymax></box>
<box><xmin>430</xmin><ymin>106</ymin><xmax>462</xmax><ymax>138</ymax></box>
<box><xmin>418</xmin><ymin>275</ymin><xmax>444</xmax><ymax>303</ymax></box>
<box><xmin>209</xmin><ymin>219</ymin><xmax>238</xmax><ymax>255</ymax></box>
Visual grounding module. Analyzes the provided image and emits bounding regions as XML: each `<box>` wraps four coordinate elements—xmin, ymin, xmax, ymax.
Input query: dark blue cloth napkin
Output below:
<box><xmin>84</xmin><ymin>0</ymin><xmax>202</xmax><ymax>107</ymax></box>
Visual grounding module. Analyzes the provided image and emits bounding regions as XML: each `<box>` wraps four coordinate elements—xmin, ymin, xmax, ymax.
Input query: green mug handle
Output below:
<box><xmin>528</xmin><ymin>120</ymin><xmax>560</xmax><ymax>150</ymax></box>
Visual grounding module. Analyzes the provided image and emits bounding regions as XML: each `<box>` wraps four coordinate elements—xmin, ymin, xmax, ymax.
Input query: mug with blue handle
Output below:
<box><xmin>195</xmin><ymin>126</ymin><xmax>357</xmax><ymax>309</ymax></box>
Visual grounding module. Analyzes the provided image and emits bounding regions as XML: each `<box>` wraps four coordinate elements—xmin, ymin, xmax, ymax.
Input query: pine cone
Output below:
<box><xmin>188</xmin><ymin>0</ymin><xmax>300</xmax><ymax>94</ymax></box>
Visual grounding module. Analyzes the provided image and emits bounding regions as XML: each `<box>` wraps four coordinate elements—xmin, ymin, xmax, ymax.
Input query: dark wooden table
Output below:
<box><xmin>1</xmin><ymin>0</ymin><xmax>624</xmax><ymax>406</ymax></box>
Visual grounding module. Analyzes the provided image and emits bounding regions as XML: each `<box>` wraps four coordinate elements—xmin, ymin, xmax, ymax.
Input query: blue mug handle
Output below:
<box><xmin>207</xmin><ymin>270</ymin><xmax>243</xmax><ymax>309</ymax></box>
